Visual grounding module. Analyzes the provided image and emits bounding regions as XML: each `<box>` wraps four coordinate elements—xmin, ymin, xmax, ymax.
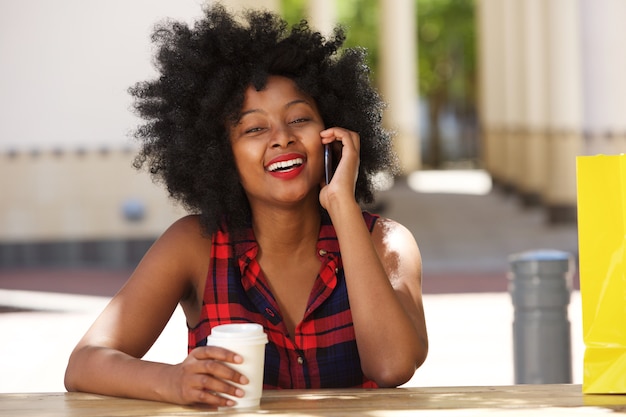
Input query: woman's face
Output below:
<box><xmin>229</xmin><ymin>76</ymin><xmax>326</xmax><ymax>209</ymax></box>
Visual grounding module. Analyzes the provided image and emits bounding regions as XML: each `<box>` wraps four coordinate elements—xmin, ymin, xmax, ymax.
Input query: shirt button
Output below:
<box><xmin>297</xmin><ymin>356</ymin><xmax>304</xmax><ymax>365</ymax></box>
<box><xmin>318</xmin><ymin>249</ymin><xmax>327</xmax><ymax>256</ymax></box>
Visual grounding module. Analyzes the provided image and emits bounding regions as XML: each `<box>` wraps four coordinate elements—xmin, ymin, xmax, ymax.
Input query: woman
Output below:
<box><xmin>64</xmin><ymin>4</ymin><xmax>427</xmax><ymax>407</ymax></box>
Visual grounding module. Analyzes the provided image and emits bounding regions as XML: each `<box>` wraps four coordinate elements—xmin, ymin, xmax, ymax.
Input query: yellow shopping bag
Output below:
<box><xmin>577</xmin><ymin>154</ymin><xmax>626</xmax><ymax>393</ymax></box>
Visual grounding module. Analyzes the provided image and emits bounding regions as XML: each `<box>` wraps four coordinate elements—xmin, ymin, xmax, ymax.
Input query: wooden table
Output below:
<box><xmin>1</xmin><ymin>384</ymin><xmax>626</xmax><ymax>416</ymax></box>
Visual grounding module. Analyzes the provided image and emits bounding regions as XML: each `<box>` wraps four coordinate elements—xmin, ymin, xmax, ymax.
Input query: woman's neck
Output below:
<box><xmin>251</xmin><ymin>203</ymin><xmax>322</xmax><ymax>258</ymax></box>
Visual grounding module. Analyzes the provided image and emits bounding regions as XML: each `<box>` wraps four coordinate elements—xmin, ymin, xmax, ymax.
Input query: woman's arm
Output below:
<box><xmin>319</xmin><ymin>128</ymin><xmax>428</xmax><ymax>387</ymax></box>
<box><xmin>64</xmin><ymin>216</ymin><xmax>248</xmax><ymax>406</ymax></box>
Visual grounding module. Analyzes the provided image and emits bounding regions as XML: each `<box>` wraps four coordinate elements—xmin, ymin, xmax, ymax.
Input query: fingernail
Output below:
<box><xmin>234</xmin><ymin>354</ymin><xmax>244</xmax><ymax>363</ymax></box>
<box><xmin>236</xmin><ymin>388</ymin><xmax>245</xmax><ymax>397</ymax></box>
<box><xmin>226</xmin><ymin>400</ymin><xmax>236</xmax><ymax>407</ymax></box>
<box><xmin>240</xmin><ymin>375</ymin><xmax>250</xmax><ymax>385</ymax></box>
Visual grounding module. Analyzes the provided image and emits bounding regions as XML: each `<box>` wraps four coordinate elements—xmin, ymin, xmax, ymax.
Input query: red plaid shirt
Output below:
<box><xmin>188</xmin><ymin>211</ymin><xmax>379</xmax><ymax>389</ymax></box>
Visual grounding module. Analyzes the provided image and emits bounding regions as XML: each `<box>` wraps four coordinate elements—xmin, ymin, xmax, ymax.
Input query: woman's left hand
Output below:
<box><xmin>318</xmin><ymin>127</ymin><xmax>360</xmax><ymax>211</ymax></box>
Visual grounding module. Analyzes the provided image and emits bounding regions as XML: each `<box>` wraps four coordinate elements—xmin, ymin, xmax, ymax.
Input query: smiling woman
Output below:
<box><xmin>229</xmin><ymin>77</ymin><xmax>326</xmax><ymax>203</ymax></box>
<box><xmin>64</xmin><ymin>3</ymin><xmax>428</xmax><ymax>408</ymax></box>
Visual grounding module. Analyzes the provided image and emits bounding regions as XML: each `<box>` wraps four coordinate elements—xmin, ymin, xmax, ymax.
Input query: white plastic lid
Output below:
<box><xmin>209</xmin><ymin>323</ymin><xmax>268</xmax><ymax>344</ymax></box>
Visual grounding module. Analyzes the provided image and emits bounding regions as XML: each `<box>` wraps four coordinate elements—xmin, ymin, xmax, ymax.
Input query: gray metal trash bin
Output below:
<box><xmin>508</xmin><ymin>250</ymin><xmax>574</xmax><ymax>384</ymax></box>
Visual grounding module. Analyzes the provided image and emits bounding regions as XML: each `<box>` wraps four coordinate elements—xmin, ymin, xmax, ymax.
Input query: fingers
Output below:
<box><xmin>174</xmin><ymin>346</ymin><xmax>249</xmax><ymax>407</ymax></box>
<box><xmin>320</xmin><ymin>127</ymin><xmax>360</xmax><ymax>152</ymax></box>
<box><xmin>183</xmin><ymin>374</ymin><xmax>242</xmax><ymax>407</ymax></box>
<box><xmin>319</xmin><ymin>127</ymin><xmax>360</xmax><ymax>181</ymax></box>
<box><xmin>191</xmin><ymin>373</ymin><xmax>245</xmax><ymax>407</ymax></box>
<box><xmin>191</xmin><ymin>346</ymin><xmax>248</xmax><ymax>384</ymax></box>
<box><xmin>194</xmin><ymin>346</ymin><xmax>243</xmax><ymax>365</ymax></box>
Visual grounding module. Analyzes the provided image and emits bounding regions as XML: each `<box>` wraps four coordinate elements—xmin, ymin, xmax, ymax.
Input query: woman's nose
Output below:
<box><xmin>270</xmin><ymin>126</ymin><xmax>295</xmax><ymax>148</ymax></box>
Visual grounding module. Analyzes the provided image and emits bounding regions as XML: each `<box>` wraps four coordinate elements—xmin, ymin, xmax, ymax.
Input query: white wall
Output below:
<box><xmin>0</xmin><ymin>149</ymin><xmax>188</xmax><ymax>241</ymax></box>
<box><xmin>0</xmin><ymin>0</ymin><xmax>208</xmax><ymax>152</ymax></box>
<box><xmin>0</xmin><ymin>0</ymin><xmax>212</xmax><ymax>242</ymax></box>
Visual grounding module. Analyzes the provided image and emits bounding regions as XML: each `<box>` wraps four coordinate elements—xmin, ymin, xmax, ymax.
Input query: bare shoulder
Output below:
<box><xmin>371</xmin><ymin>217</ymin><xmax>420</xmax><ymax>256</ymax></box>
<box><xmin>163</xmin><ymin>214</ymin><xmax>207</xmax><ymax>241</ymax></box>
<box><xmin>131</xmin><ymin>214</ymin><xmax>212</xmax><ymax>296</ymax></box>
<box><xmin>151</xmin><ymin>215</ymin><xmax>212</xmax><ymax>258</ymax></box>
<box><xmin>155</xmin><ymin>214</ymin><xmax>211</xmax><ymax>271</ymax></box>
<box><xmin>371</xmin><ymin>216</ymin><xmax>422</xmax><ymax>287</ymax></box>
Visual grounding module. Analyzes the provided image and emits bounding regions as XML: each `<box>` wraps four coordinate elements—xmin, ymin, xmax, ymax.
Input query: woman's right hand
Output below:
<box><xmin>166</xmin><ymin>346</ymin><xmax>249</xmax><ymax>406</ymax></box>
<box><xmin>318</xmin><ymin>127</ymin><xmax>361</xmax><ymax>212</ymax></box>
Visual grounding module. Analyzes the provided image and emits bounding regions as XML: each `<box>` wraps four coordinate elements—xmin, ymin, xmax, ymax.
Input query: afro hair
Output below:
<box><xmin>129</xmin><ymin>3</ymin><xmax>398</xmax><ymax>235</ymax></box>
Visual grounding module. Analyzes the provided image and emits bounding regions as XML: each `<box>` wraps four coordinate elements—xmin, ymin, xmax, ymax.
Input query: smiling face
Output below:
<box><xmin>229</xmin><ymin>76</ymin><xmax>326</xmax><ymax>210</ymax></box>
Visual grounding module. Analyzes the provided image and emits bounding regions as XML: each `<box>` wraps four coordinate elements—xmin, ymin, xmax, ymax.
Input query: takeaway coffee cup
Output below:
<box><xmin>205</xmin><ymin>323</ymin><xmax>268</xmax><ymax>408</ymax></box>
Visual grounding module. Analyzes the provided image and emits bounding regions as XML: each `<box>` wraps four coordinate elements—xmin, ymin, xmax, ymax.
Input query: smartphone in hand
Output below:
<box><xmin>324</xmin><ymin>143</ymin><xmax>334</xmax><ymax>185</ymax></box>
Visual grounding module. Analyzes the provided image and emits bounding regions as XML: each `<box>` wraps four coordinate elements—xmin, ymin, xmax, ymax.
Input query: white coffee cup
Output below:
<box><xmin>205</xmin><ymin>323</ymin><xmax>268</xmax><ymax>408</ymax></box>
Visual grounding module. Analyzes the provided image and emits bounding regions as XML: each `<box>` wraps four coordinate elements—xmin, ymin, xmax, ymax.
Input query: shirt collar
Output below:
<box><xmin>233</xmin><ymin>211</ymin><xmax>339</xmax><ymax>276</ymax></box>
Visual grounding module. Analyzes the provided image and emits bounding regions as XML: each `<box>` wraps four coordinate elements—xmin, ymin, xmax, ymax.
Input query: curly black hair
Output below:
<box><xmin>130</xmin><ymin>3</ymin><xmax>398</xmax><ymax>235</ymax></box>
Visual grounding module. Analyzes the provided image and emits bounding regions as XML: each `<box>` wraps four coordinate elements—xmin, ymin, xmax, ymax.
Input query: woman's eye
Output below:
<box><xmin>290</xmin><ymin>118</ymin><xmax>309</xmax><ymax>125</ymax></box>
<box><xmin>244</xmin><ymin>126</ymin><xmax>264</xmax><ymax>134</ymax></box>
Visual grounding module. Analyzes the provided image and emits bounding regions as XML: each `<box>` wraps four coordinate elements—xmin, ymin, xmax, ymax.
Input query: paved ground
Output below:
<box><xmin>0</xmin><ymin>171</ymin><xmax>583</xmax><ymax>393</ymax></box>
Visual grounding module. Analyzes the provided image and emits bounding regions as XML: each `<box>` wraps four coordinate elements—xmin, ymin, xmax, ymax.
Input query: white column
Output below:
<box><xmin>543</xmin><ymin>0</ymin><xmax>583</xmax><ymax>222</ymax></box>
<box><xmin>518</xmin><ymin>0</ymin><xmax>548</xmax><ymax>205</ymax></box>
<box><xmin>579</xmin><ymin>0</ymin><xmax>626</xmax><ymax>154</ymax></box>
<box><xmin>502</xmin><ymin>0</ymin><xmax>524</xmax><ymax>191</ymax></box>
<box><xmin>476</xmin><ymin>0</ymin><xmax>507</xmax><ymax>186</ymax></box>
<box><xmin>379</xmin><ymin>0</ymin><xmax>420</xmax><ymax>173</ymax></box>
<box><xmin>306</xmin><ymin>0</ymin><xmax>337</xmax><ymax>37</ymax></box>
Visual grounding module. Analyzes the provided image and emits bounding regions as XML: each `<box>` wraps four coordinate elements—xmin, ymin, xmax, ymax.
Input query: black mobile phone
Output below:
<box><xmin>324</xmin><ymin>143</ymin><xmax>334</xmax><ymax>185</ymax></box>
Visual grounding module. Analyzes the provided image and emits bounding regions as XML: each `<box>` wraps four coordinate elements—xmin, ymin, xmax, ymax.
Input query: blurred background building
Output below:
<box><xmin>478</xmin><ymin>0</ymin><xmax>626</xmax><ymax>224</ymax></box>
<box><xmin>1</xmin><ymin>0</ymin><xmax>624</xmax><ymax>269</ymax></box>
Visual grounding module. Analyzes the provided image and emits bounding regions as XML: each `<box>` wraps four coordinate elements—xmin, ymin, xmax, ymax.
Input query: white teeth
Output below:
<box><xmin>267</xmin><ymin>158</ymin><xmax>304</xmax><ymax>172</ymax></box>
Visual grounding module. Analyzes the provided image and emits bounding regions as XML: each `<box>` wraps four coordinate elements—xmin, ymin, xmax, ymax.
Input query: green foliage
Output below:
<box><xmin>280</xmin><ymin>0</ymin><xmax>380</xmax><ymax>79</ymax></box>
<box><xmin>336</xmin><ymin>0</ymin><xmax>380</xmax><ymax>77</ymax></box>
<box><xmin>280</xmin><ymin>0</ymin><xmax>307</xmax><ymax>25</ymax></box>
<box><xmin>417</xmin><ymin>0</ymin><xmax>476</xmax><ymax>104</ymax></box>
<box><xmin>279</xmin><ymin>0</ymin><xmax>476</xmax><ymax>104</ymax></box>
